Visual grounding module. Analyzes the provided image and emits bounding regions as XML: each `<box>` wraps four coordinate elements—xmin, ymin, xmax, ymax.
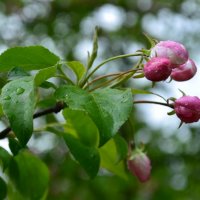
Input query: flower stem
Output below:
<box><xmin>133</xmin><ymin>100</ymin><xmax>174</xmax><ymax>108</ymax></box>
<box><xmin>88</xmin><ymin>70</ymin><xmax>136</xmax><ymax>92</ymax></box>
<box><xmin>81</xmin><ymin>52</ymin><xmax>142</xmax><ymax>87</ymax></box>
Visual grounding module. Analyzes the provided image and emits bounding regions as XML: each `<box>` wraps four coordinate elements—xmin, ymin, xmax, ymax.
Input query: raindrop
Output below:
<box><xmin>3</xmin><ymin>95</ymin><xmax>11</xmax><ymax>100</ymax></box>
<box><xmin>16</xmin><ymin>87</ymin><xmax>25</xmax><ymax>95</ymax></box>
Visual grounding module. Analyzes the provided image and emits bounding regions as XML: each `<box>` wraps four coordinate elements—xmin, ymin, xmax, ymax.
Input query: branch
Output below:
<box><xmin>0</xmin><ymin>100</ymin><xmax>174</xmax><ymax>140</ymax></box>
<box><xmin>0</xmin><ymin>102</ymin><xmax>65</xmax><ymax>139</ymax></box>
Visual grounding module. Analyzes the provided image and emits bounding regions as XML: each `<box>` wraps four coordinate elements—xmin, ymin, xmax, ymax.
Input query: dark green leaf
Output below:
<box><xmin>0</xmin><ymin>177</ymin><xmax>7</xmax><ymax>200</ymax></box>
<box><xmin>1</xmin><ymin>76</ymin><xmax>36</xmax><ymax>146</ymax></box>
<box><xmin>34</xmin><ymin>66</ymin><xmax>57</xmax><ymax>86</ymax></box>
<box><xmin>63</xmin><ymin>109</ymin><xmax>99</xmax><ymax>147</ymax></box>
<box><xmin>9</xmin><ymin>138</ymin><xmax>23</xmax><ymax>156</ymax></box>
<box><xmin>0</xmin><ymin>147</ymin><xmax>11</xmax><ymax>170</ymax></box>
<box><xmin>9</xmin><ymin>150</ymin><xmax>49</xmax><ymax>200</ymax></box>
<box><xmin>0</xmin><ymin>46</ymin><xmax>60</xmax><ymax>72</ymax></box>
<box><xmin>39</xmin><ymin>81</ymin><xmax>57</xmax><ymax>89</ymax></box>
<box><xmin>55</xmin><ymin>86</ymin><xmax>133</xmax><ymax>146</ymax></box>
<box><xmin>99</xmin><ymin>137</ymin><xmax>128</xmax><ymax>179</ymax></box>
<box><xmin>63</xmin><ymin>133</ymin><xmax>100</xmax><ymax>178</ymax></box>
<box><xmin>8</xmin><ymin>67</ymin><xmax>30</xmax><ymax>80</ymax></box>
<box><xmin>66</xmin><ymin>61</ymin><xmax>86</xmax><ymax>83</ymax></box>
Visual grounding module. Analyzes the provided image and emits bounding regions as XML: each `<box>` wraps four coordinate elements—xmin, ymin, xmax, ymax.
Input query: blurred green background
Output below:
<box><xmin>1</xmin><ymin>0</ymin><xmax>200</xmax><ymax>199</ymax></box>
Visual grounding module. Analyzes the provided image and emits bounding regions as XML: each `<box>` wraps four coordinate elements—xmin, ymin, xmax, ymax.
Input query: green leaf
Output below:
<box><xmin>9</xmin><ymin>138</ymin><xmax>23</xmax><ymax>156</ymax></box>
<box><xmin>34</xmin><ymin>66</ymin><xmax>57</xmax><ymax>86</ymax></box>
<box><xmin>55</xmin><ymin>86</ymin><xmax>133</xmax><ymax>146</ymax></box>
<box><xmin>39</xmin><ymin>81</ymin><xmax>57</xmax><ymax>90</ymax></box>
<box><xmin>8</xmin><ymin>150</ymin><xmax>49</xmax><ymax>200</ymax></box>
<box><xmin>0</xmin><ymin>177</ymin><xmax>7</xmax><ymax>200</ymax></box>
<box><xmin>0</xmin><ymin>46</ymin><xmax>60</xmax><ymax>72</ymax></box>
<box><xmin>113</xmin><ymin>134</ymin><xmax>128</xmax><ymax>163</ymax></box>
<box><xmin>143</xmin><ymin>32</ymin><xmax>158</xmax><ymax>48</ymax></box>
<box><xmin>99</xmin><ymin>136</ymin><xmax>128</xmax><ymax>179</ymax></box>
<box><xmin>132</xmin><ymin>88</ymin><xmax>166</xmax><ymax>101</ymax></box>
<box><xmin>132</xmin><ymin>88</ymin><xmax>153</xmax><ymax>95</ymax></box>
<box><xmin>63</xmin><ymin>133</ymin><xmax>100</xmax><ymax>178</ymax></box>
<box><xmin>63</xmin><ymin>109</ymin><xmax>99</xmax><ymax>147</ymax></box>
<box><xmin>66</xmin><ymin>61</ymin><xmax>86</xmax><ymax>83</ymax></box>
<box><xmin>8</xmin><ymin>67</ymin><xmax>30</xmax><ymax>81</ymax></box>
<box><xmin>1</xmin><ymin>76</ymin><xmax>36</xmax><ymax>146</ymax></box>
<box><xmin>87</xmin><ymin>26</ymin><xmax>99</xmax><ymax>69</ymax></box>
<box><xmin>0</xmin><ymin>147</ymin><xmax>11</xmax><ymax>170</ymax></box>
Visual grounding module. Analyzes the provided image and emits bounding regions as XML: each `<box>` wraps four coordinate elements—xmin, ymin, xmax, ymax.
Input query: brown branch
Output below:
<box><xmin>0</xmin><ymin>102</ymin><xmax>65</xmax><ymax>139</ymax></box>
<box><xmin>0</xmin><ymin>100</ymin><xmax>174</xmax><ymax>140</ymax></box>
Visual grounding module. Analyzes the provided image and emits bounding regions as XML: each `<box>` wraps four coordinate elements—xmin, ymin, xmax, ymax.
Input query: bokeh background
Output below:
<box><xmin>1</xmin><ymin>0</ymin><xmax>200</xmax><ymax>199</ymax></box>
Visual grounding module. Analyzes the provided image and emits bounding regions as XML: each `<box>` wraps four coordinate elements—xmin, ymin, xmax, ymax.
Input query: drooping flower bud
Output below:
<box><xmin>174</xmin><ymin>96</ymin><xmax>200</xmax><ymax>123</ymax></box>
<box><xmin>151</xmin><ymin>41</ymin><xmax>189</xmax><ymax>65</ymax></box>
<box><xmin>143</xmin><ymin>57</ymin><xmax>172</xmax><ymax>81</ymax></box>
<box><xmin>127</xmin><ymin>149</ymin><xmax>151</xmax><ymax>183</ymax></box>
<box><xmin>171</xmin><ymin>59</ymin><xmax>197</xmax><ymax>81</ymax></box>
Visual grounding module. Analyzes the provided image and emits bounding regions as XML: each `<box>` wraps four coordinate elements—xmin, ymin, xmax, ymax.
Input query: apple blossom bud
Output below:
<box><xmin>127</xmin><ymin>149</ymin><xmax>151</xmax><ymax>183</ymax></box>
<box><xmin>171</xmin><ymin>59</ymin><xmax>197</xmax><ymax>81</ymax></box>
<box><xmin>143</xmin><ymin>57</ymin><xmax>172</xmax><ymax>81</ymax></box>
<box><xmin>151</xmin><ymin>41</ymin><xmax>189</xmax><ymax>65</ymax></box>
<box><xmin>174</xmin><ymin>96</ymin><xmax>200</xmax><ymax>123</ymax></box>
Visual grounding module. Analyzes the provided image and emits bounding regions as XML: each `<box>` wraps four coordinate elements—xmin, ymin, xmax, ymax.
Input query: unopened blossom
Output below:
<box><xmin>143</xmin><ymin>57</ymin><xmax>172</xmax><ymax>81</ymax></box>
<box><xmin>151</xmin><ymin>41</ymin><xmax>189</xmax><ymax>65</ymax></box>
<box><xmin>174</xmin><ymin>96</ymin><xmax>200</xmax><ymax>123</ymax></box>
<box><xmin>127</xmin><ymin>149</ymin><xmax>151</xmax><ymax>183</ymax></box>
<box><xmin>171</xmin><ymin>59</ymin><xmax>197</xmax><ymax>81</ymax></box>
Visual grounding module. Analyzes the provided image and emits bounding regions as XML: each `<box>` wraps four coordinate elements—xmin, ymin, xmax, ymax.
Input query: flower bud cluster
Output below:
<box><xmin>144</xmin><ymin>41</ymin><xmax>197</xmax><ymax>82</ymax></box>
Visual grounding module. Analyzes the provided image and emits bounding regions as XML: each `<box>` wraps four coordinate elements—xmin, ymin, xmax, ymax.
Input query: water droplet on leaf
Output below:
<box><xmin>3</xmin><ymin>95</ymin><xmax>11</xmax><ymax>100</ymax></box>
<box><xmin>16</xmin><ymin>87</ymin><xmax>25</xmax><ymax>95</ymax></box>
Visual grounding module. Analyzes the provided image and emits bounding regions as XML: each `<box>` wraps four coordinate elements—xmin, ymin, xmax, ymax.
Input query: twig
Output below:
<box><xmin>0</xmin><ymin>102</ymin><xmax>65</xmax><ymax>139</ymax></box>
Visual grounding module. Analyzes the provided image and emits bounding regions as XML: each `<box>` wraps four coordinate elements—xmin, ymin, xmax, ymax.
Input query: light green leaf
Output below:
<box><xmin>0</xmin><ymin>147</ymin><xmax>11</xmax><ymax>170</ymax></box>
<box><xmin>55</xmin><ymin>86</ymin><xmax>132</xmax><ymax>146</ymax></box>
<box><xmin>1</xmin><ymin>76</ymin><xmax>36</xmax><ymax>146</ymax></box>
<box><xmin>63</xmin><ymin>133</ymin><xmax>100</xmax><ymax>178</ymax></box>
<box><xmin>8</xmin><ymin>67</ymin><xmax>30</xmax><ymax>81</ymax></box>
<box><xmin>132</xmin><ymin>88</ymin><xmax>153</xmax><ymax>95</ymax></box>
<box><xmin>66</xmin><ymin>61</ymin><xmax>86</xmax><ymax>83</ymax></box>
<box><xmin>113</xmin><ymin>134</ymin><xmax>128</xmax><ymax>163</ymax></box>
<box><xmin>34</xmin><ymin>66</ymin><xmax>57</xmax><ymax>86</ymax></box>
<box><xmin>0</xmin><ymin>46</ymin><xmax>60</xmax><ymax>72</ymax></box>
<box><xmin>132</xmin><ymin>88</ymin><xmax>166</xmax><ymax>101</ymax></box>
<box><xmin>8</xmin><ymin>150</ymin><xmax>49</xmax><ymax>200</ymax></box>
<box><xmin>63</xmin><ymin>109</ymin><xmax>99</xmax><ymax>147</ymax></box>
<box><xmin>0</xmin><ymin>177</ymin><xmax>7</xmax><ymax>200</ymax></box>
<box><xmin>99</xmin><ymin>136</ymin><xmax>128</xmax><ymax>179</ymax></box>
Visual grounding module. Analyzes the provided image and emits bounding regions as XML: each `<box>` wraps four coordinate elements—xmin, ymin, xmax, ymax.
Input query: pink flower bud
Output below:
<box><xmin>171</xmin><ymin>59</ymin><xmax>197</xmax><ymax>81</ymax></box>
<box><xmin>151</xmin><ymin>41</ymin><xmax>189</xmax><ymax>65</ymax></box>
<box><xmin>127</xmin><ymin>149</ymin><xmax>151</xmax><ymax>183</ymax></box>
<box><xmin>143</xmin><ymin>57</ymin><xmax>172</xmax><ymax>81</ymax></box>
<box><xmin>174</xmin><ymin>96</ymin><xmax>200</xmax><ymax>123</ymax></box>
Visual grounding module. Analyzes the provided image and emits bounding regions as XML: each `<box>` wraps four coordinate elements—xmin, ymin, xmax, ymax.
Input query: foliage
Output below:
<box><xmin>0</xmin><ymin>1</ymin><xmax>200</xmax><ymax>200</ymax></box>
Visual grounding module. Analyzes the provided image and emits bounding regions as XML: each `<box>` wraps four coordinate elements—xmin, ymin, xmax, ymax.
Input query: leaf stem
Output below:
<box><xmin>88</xmin><ymin>70</ymin><xmax>136</xmax><ymax>92</ymax></box>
